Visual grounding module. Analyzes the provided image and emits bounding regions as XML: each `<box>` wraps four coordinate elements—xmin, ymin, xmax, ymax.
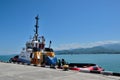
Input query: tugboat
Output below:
<box><xmin>9</xmin><ymin>15</ymin><xmax>57</xmax><ymax>67</ymax></box>
<box><xmin>9</xmin><ymin>15</ymin><xmax>104</xmax><ymax>72</ymax></box>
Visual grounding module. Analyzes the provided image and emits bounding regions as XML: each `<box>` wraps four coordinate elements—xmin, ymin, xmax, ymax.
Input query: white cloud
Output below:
<box><xmin>54</xmin><ymin>40</ymin><xmax>120</xmax><ymax>50</ymax></box>
<box><xmin>54</xmin><ymin>43</ymin><xmax>81</xmax><ymax>50</ymax></box>
<box><xmin>82</xmin><ymin>40</ymin><xmax>120</xmax><ymax>48</ymax></box>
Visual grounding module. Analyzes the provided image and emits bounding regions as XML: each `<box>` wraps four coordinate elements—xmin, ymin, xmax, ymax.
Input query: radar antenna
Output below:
<box><xmin>35</xmin><ymin>15</ymin><xmax>39</xmax><ymax>41</ymax></box>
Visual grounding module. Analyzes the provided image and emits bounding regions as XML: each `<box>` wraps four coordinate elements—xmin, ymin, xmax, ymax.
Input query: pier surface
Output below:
<box><xmin>0</xmin><ymin>62</ymin><xmax>119</xmax><ymax>80</ymax></box>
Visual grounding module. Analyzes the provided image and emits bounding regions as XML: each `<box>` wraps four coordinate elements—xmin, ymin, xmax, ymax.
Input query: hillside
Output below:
<box><xmin>55</xmin><ymin>43</ymin><xmax>120</xmax><ymax>55</ymax></box>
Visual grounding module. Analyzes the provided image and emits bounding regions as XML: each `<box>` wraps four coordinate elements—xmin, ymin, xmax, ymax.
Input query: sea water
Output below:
<box><xmin>0</xmin><ymin>54</ymin><xmax>120</xmax><ymax>73</ymax></box>
<box><xmin>0</xmin><ymin>54</ymin><xmax>16</xmax><ymax>62</ymax></box>
<box><xmin>56</xmin><ymin>54</ymin><xmax>120</xmax><ymax>73</ymax></box>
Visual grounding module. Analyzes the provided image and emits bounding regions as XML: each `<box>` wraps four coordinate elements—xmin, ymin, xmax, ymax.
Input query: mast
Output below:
<box><xmin>35</xmin><ymin>15</ymin><xmax>39</xmax><ymax>41</ymax></box>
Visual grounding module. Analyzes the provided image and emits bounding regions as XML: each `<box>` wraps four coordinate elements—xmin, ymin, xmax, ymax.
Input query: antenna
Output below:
<box><xmin>35</xmin><ymin>15</ymin><xmax>39</xmax><ymax>41</ymax></box>
<box><xmin>49</xmin><ymin>41</ymin><xmax>52</xmax><ymax>48</ymax></box>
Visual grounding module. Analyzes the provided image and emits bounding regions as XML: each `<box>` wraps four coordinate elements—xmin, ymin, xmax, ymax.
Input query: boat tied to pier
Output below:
<box><xmin>9</xmin><ymin>15</ymin><xmax>104</xmax><ymax>71</ymax></box>
<box><xmin>9</xmin><ymin>15</ymin><xmax>57</xmax><ymax>67</ymax></box>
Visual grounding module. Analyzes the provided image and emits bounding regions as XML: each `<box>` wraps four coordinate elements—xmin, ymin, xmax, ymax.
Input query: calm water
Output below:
<box><xmin>56</xmin><ymin>54</ymin><xmax>120</xmax><ymax>73</ymax></box>
<box><xmin>0</xmin><ymin>54</ymin><xmax>120</xmax><ymax>73</ymax></box>
<box><xmin>0</xmin><ymin>55</ymin><xmax>15</xmax><ymax>62</ymax></box>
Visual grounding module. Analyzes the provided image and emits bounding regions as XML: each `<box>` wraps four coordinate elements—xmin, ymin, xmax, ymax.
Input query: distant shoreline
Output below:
<box><xmin>55</xmin><ymin>52</ymin><xmax>120</xmax><ymax>55</ymax></box>
<box><xmin>0</xmin><ymin>53</ymin><xmax>120</xmax><ymax>56</ymax></box>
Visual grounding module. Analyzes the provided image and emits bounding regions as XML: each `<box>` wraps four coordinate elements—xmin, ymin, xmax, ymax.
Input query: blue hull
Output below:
<box><xmin>17</xmin><ymin>58</ymin><xmax>31</xmax><ymax>64</ymax></box>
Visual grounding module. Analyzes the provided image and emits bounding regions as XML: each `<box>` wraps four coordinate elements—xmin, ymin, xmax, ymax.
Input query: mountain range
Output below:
<box><xmin>55</xmin><ymin>43</ymin><xmax>120</xmax><ymax>54</ymax></box>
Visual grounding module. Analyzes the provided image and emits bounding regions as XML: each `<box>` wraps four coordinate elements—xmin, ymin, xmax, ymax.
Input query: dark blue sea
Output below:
<box><xmin>0</xmin><ymin>54</ymin><xmax>120</xmax><ymax>73</ymax></box>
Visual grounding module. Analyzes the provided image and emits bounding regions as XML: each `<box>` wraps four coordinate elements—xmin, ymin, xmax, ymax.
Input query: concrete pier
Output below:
<box><xmin>0</xmin><ymin>62</ymin><xmax>119</xmax><ymax>80</ymax></box>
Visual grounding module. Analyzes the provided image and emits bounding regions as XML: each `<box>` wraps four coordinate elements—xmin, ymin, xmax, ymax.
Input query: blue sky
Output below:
<box><xmin>0</xmin><ymin>0</ymin><xmax>120</xmax><ymax>54</ymax></box>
